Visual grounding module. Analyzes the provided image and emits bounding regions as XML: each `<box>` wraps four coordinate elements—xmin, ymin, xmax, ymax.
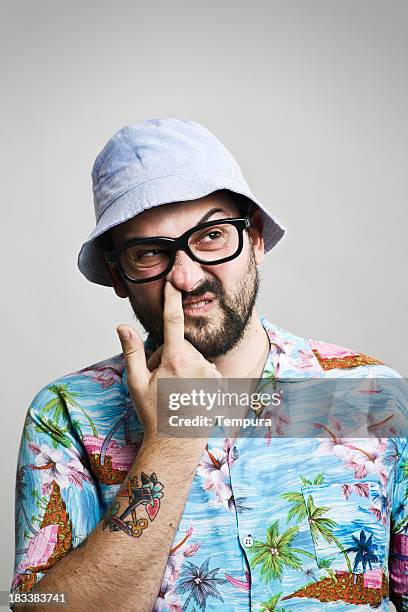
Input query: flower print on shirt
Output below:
<box><xmin>81</xmin><ymin>364</ymin><xmax>123</xmax><ymax>389</ymax></box>
<box><xmin>197</xmin><ymin>444</ymin><xmax>232</xmax><ymax>508</ymax></box>
<box><xmin>27</xmin><ymin>442</ymin><xmax>92</xmax><ymax>495</ymax></box>
<box><xmin>11</xmin><ymin>318</ymin><xmax>408</xmax><ymax>610</ymax></box>
<box><xmin>155</xmin><ymin>525</ymin><xmax>200</xmax><ymax>612</ymax></box>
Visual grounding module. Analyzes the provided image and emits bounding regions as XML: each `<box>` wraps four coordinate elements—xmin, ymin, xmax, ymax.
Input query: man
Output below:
<box><xmin>11</xmin><ymin>119</ymin><xmax>408</xmax><ymax>611</ymax></box>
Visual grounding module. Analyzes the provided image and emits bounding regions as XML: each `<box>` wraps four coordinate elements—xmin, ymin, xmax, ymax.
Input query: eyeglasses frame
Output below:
<box><xmin>104</xmin><ymin>216</ymin><xmax>251</xmax><ymax>284</ymax></box>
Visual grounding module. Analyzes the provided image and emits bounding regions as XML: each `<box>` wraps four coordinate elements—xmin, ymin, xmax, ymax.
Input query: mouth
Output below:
<box><xmin>182</xmin><ymin>293</ymin><xmax>217</xmax><ymax>316</ymax></box>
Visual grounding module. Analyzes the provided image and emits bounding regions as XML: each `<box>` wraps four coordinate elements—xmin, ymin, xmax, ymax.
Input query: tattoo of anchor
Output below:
<box><xmin>103</xmin><ymin>472</ymin><xmax>164</xmax><ymax>538</ymax></box>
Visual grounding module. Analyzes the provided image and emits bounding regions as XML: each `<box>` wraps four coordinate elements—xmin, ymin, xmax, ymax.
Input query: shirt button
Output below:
<box><xmin>242</xmin><ymin>535</ymin><xmax>254</xmax><ymax>548</ymax></box>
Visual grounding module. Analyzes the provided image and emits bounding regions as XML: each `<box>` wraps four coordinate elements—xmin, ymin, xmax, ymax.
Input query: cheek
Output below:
<box><xmin>204</xmin><ymin>258</ymin><xmax>245</xmax><ymax>288</ymax></box>
<box><xmin>129</xmin><ymin>281</ymin><xmax>164</xmax><ymax>307</ymax></box>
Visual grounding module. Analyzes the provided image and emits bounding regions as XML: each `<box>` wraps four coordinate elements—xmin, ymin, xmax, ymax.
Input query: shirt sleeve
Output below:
<box><xmin>11</xmin><ymin>384</ymin><xmax>102</xmax><ymax>595</ymax></box>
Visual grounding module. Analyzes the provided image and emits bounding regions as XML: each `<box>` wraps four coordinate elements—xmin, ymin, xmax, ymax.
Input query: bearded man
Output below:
<box><xmin>11</xmin><ymin>119</ymin><xmax>408</xmax><ymax>611</ymax></box>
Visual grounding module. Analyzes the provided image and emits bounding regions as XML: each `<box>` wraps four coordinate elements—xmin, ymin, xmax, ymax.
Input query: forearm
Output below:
<box><xmin>24</xmin><ymin>437</ymin><xmax>206</xmax><ymax>612</ymax></box>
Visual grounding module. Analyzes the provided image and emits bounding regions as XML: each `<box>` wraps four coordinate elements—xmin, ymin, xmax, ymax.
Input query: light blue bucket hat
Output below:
<box><xmin>77</xmin><ymin>118</ymin><xmax>286</xmax><ymax>286</ymax></box>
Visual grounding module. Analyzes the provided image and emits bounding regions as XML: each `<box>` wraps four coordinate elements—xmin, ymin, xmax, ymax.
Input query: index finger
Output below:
<box><xmin>163</xmin><ymin>281</ymin><xmax>185</xmax><ymax>346</ymax></box>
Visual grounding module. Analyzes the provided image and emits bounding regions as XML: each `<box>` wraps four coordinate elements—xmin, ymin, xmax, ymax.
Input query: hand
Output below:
<box><xmin>116</xmin><ymin>281</ymin><xmax>221</xmax><ymax>442</ymax></box>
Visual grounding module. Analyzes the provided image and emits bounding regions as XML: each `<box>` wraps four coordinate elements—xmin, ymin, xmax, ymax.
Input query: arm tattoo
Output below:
<box><xmin>103</xmin><ymin>472</ymin><xmax>164</xmax><ymax>538</ymax></box>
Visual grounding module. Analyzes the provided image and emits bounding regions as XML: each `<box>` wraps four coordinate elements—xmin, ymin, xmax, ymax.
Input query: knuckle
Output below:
<box><xmin>123</xmin><ymin>345</ymin><xmax>140</xmax><ymax>358</ymax></box>
<box><xmin>170</xmin><ymin>354</ymin><xmax>188</xmax><ymax>372</ymax></box>
<box><xmin>164</xmin><ymin>311</ymin><xmax>184</xmax><ymax>326</ymax></box>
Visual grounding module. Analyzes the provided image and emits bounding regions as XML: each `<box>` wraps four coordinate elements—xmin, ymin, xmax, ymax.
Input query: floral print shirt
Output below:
<box><xmin>11</xmin><ymin>317</ymin><xmax>408</xmax><ymax>611</ymax></box>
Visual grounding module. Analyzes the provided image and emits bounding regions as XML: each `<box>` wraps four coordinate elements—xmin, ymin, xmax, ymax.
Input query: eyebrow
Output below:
<box><xmin>118</xmin><ymin>207</ymin><xmax>230</xmax><ymax>249</ymax></box>
<box><xmin>197</xmin><ymin>207</ymin><xmax>226</xmax><ymax>224</ymax></box>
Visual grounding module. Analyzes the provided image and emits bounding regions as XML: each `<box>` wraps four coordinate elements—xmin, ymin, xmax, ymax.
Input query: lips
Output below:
<box><xmin>182</xmin><ymin>293</ymin><xmax>214</xmax><ymax>307</ymax></box>
<box><xmin>182</xmin><ymin>293</ymin><xmax>216</xmax><ymax>314</ymax></box>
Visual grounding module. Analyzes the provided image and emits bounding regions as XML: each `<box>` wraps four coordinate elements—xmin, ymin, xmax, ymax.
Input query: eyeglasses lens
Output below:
<box><xmin>120</xmin><ymin>222</ymin><xmax>239</xmax><ymax>281</ymax></box>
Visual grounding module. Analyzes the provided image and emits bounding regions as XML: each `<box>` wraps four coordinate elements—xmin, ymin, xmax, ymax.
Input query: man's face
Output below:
<box><xmin>108</xmin><ymin>192</ymin><xmax>264</xmax><ymax>359</ymax></box>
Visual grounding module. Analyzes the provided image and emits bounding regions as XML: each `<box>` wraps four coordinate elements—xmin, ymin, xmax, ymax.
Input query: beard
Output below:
<box><xmin>128</xmin><ymin>246</ymin><xmax>260</xmax><ymax>360</ymax></box>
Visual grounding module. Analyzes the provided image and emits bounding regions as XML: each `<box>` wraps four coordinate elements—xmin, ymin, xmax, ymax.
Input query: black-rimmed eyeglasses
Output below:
<box><xmin>105</xmin><ymin>217</ymin><xmax>251</xmax><ymax>284</ymax></box>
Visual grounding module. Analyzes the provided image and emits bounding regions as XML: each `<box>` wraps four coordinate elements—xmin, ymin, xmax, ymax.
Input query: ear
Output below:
<box><xmin>106</xmin><ymin>263</ymin><xmax>129</xmax><ymax>298</ymax></box>
<box><xmin>247</xmin><ymin>209</ymin><xmax>264</xmax><ymax>265</ymax></box>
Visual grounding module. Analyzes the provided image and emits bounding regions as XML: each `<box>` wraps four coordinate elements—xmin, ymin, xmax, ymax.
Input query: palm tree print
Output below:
<box><xmin>259</xmin><ymin>592</ymin><xmax>292</xmax><ymax>611</ymax></box>
<box><xmin>281</xmin><ymin>477</ymin><xmax>353</xmax><ymax>573</ymax></box>
<box><xmin>302</xmin><ymin>567</ymin><xmax>318</xmax><ymax>582</ymax></box>
<box><xmin>33</xmin><ymin>418</ymin><xmax>71</xmax><ymax>449</ymax></box>
<box><xmin>249</xmin><ymin>521</ymin><xmax>315</xmax><ymax>583</ymax></box>
<box><xmin>227</xmin><ymin>494</ymin><xmax>251</xmax><ymax>513</ymax></box>
<box><xmin>175</xmin><ymin>557</ymin><xmax>225</xmax><ymax>610</ymax></box>
<box><xmin>344</xmin><ymin>530</ymin><xmax>379</xmax><ymax>573</ymax></box>
<box><xmin>15</xmin><ymin>466</ymin><xmax>39</xmax><ymax>538</ymax></box>
<box><xmin>257</xmin><ymin>367</ymin><xmax>276</xmax><ymax>394</ymax></box>
<box><xmin>306</xmin><ymin>495</ymin><xmax>352</xmax><ymax>573</ymax></box>
<box><xmin>41</xmin><ymin>384</ymin><xmax>98</xmax><ymax>438</ymax></box>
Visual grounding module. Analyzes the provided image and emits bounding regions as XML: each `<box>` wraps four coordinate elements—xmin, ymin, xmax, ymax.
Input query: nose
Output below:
<box><xmin>165</xmin><ymin>249</ymin><xmax>206</xmax><ymax>292</ymax></box>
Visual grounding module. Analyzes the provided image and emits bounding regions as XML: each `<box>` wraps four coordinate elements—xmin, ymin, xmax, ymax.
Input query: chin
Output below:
<box><xmin>184</xmin><ymin>316</ymin><xmax>219</xmax><ymax>337</ymax></box>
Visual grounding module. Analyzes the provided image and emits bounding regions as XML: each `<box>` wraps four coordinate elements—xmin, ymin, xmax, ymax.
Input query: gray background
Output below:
<box><xmin>1</xmin><ymin>0</ymin><xmax>407</xmax><ymax>598</ymax></box>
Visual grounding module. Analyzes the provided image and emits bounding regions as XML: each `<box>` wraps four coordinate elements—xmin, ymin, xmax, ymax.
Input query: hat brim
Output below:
<box><xmin>77</xmin><ymin>172</ymin><xmax>286</xmax><ymax>286</ymax></box>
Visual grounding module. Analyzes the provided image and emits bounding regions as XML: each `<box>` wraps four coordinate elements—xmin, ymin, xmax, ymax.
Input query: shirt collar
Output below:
<box><xmin>260</xmin><ymin>316</ymin><xmax>323</xmax><ymax>380</ymax></box>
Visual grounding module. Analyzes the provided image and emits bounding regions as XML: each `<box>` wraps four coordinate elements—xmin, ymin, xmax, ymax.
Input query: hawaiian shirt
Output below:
<box><xmin>11</xmin><ymin>317</ymin><xmax>408</xmax><ymax>611</ymax></box>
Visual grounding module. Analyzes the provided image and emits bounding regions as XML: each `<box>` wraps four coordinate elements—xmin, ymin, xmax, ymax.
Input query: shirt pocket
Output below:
<box><xmin>300</xmin><ymin>479</ymin><xmax>389</xmax><ymax>577</ymax></box>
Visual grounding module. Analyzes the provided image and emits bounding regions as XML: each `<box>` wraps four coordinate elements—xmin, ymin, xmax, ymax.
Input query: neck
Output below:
<box><xmin>212</xmin><ymin>308</ymin><xmax>270</xmax><ymax>378</ymax></box>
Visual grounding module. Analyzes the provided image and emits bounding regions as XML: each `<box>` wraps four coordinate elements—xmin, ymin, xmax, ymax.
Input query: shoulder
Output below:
<box><xmin>306</xmin><ymin>337</ymin><xmax>408</xmax><ymax>444</ymax></box>
<box><xmin>26</xmin><ymin>352</ymin><xmax>130</xmax><ymax>441</ymax></box>
<box><xmin>261</xmin><ymin>316</ymin><xmax>403</xmax><ymax>379</ymax></box>
<box><xmin>307</xmin><ymin>337</ymin><xmax>403</xmax><ymax>378</ymax></box>
<box><xmin>29</xmin><ymin>353</ymin><xmax>127</xmax><ymax>410</ymax></box>
<box><xmin>261</xmin><ymin>316</ymin><xmax>402</xmax><ymax>378</ymax></box>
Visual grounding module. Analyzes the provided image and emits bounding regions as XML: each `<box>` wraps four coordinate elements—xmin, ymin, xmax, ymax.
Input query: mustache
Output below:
<box><xmin>160</xmin><ymin>278</ymin><xmax>225</xmax><ymax>310</ymax></box>
<box><xmin>182</xmin><ymin>278</ymin><xmax>224</xmax><ymax>300</ymax></box>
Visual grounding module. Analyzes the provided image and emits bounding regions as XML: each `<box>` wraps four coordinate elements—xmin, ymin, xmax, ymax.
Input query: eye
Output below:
<box><xmin>190</xmin><ymin>225</ymin><xmax>231</xmax><ymax>253</ymax></box>
<box><xmin>205</xmin><ymin>230</ymin><xmax>223</xmax><ymax>241</ymax></box>
<box><xmin>138</xmin><ymin>248</ymin><xmax>164</xmax><ymax>260</ymax></box>
<box><xmin>197</xmin><ymin>229</ymin><xmax>224</xmax><ymax>243</ymax></box>
<box><xmin>125</xmin><ymin>247</ymin><xmax>168</xmax><ymax>265</ymax></box>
